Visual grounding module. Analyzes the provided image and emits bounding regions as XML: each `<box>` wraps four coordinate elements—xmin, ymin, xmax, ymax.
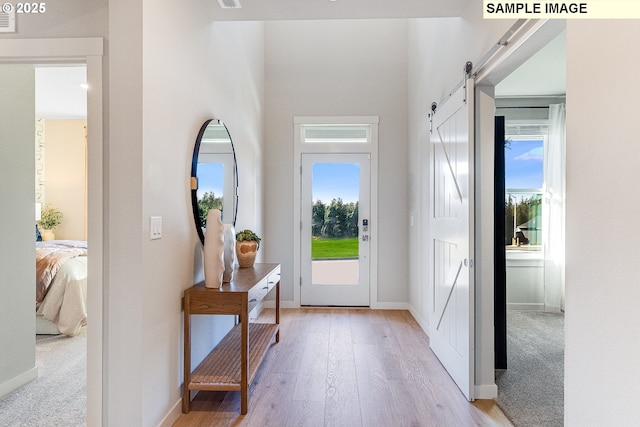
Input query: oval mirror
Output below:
<box><xmin>190</xmin><ymin>119</ymin><xmax>238</xmax><ymax>245</ymax></box>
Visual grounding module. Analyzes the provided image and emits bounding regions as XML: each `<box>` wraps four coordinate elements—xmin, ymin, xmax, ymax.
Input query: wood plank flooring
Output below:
<box><xmin>173</xmin><ymin>308</ymin><xmax>513</xmax><ymax>427</ymax></box>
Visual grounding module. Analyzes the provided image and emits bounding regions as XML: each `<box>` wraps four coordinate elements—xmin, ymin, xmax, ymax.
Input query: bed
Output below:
<box><xmin>35</xmin><ymin>240</ymin><xmax>88</xmax><ymax>336</ymax></box>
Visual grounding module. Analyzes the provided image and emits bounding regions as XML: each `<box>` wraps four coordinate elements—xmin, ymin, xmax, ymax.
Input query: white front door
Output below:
<box><xmin>300</xmin><ymin>153</ymin><xmax>370</xmax><ymax>306</ymax></box>
<box><xmin>429</xmin><ymin>82</ymin><xmax>475</xmax><ymax>400</ymax></box>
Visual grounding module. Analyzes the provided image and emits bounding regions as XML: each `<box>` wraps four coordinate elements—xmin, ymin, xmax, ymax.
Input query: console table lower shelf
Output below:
<box><xmin>189</xmin><ymin>322</ymin><xmax>278</xmax><ymax>392</ymax></box>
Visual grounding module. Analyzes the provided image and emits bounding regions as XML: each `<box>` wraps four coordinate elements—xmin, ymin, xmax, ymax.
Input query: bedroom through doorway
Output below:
<box><xmin>35</xmin><ymin>64</ymin><xmax>89</xmax><ymax>424</ymax></box>
<box><xmin>35</xmin><ymin>65</ymin><xmax>89</xmax><ymax>336</ymax></box>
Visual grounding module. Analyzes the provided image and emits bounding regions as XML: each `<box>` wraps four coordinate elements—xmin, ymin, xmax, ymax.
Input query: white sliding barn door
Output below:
<box><xmin>429</xmin><ymin>81</ymin><xmax>475</xmax><ymax>400</ymax></box>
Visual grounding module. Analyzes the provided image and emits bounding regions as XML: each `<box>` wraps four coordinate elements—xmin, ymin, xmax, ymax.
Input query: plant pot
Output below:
<box><xmin>41</xmin><ymin>229</ymin><xmax>55</xmax><ymax>241</ymax></box>
<box><xmin>236</xmin><ymin>241</ymin><xmax>258</xmax><ymax>268</ymax></box>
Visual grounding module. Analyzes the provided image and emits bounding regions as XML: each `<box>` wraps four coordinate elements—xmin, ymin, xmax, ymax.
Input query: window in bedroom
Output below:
<box><xmin>505</xmin><ymin>133</ymin><xmax>544</xmax><ymax>249</ymax></box>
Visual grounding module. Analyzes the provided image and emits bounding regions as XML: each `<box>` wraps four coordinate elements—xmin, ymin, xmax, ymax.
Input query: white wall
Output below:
<box><xmin>407</xmin><ymin>11</ymin><xmax>516</xmax><ymax>396</ymax></box>
<box><xmin>108</xmin><ymin>2</ymin><xmax>265</xmax><ymax>426</ymax></box>
<box><xmin>263</xmin><ymin>19</ymin><xmax>409</xmax><ymax>305</ymax></box>
<box><xmin>107</xmin><ymin>3</ymin><xmax>144</xmax><ymax>424</ymax></box>
<box><xmin>0</xmin><ymin>64</ymin><xmax>37</xmax><ymax>398</ymax></box>
<box><xmin>564</xmin><ymin>20</ymin><xmax>640</xmax><ymax>426</ymax></box>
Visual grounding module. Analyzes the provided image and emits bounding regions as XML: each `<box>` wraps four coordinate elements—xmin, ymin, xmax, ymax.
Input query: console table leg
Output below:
<box><xmin>183</xmin><ymin>297</ymin><xmax>191</xmax><ymax>414</ymax></box>
<box><xmin>275</xmin><ymin>281</ymin><xmax>280</xmax><ymax>343</ymax></box>
<box><xmin>241</xmin><ymin>312</ymin><xmax>249</xmax><ymax>415</ymax></box>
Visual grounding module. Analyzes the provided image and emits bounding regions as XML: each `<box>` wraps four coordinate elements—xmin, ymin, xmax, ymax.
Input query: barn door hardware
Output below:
<box><xmin>463</xmin><ymin>61</ymin><xmax>473</xmax><ymax>104</ymax></box>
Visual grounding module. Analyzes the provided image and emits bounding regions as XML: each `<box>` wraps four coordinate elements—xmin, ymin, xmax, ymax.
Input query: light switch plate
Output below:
<box><xmin>150</xmin><ymin>216</ymin><xmax>162</xmax><ymax>240</ymax></box>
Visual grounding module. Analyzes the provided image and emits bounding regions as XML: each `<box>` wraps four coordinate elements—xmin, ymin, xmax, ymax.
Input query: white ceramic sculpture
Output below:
<box><xmin>204</xmin><ymin>209</ymin><xmax>225</xmax><ymax>288</ymax></box>
<box><xmin>222</xmin><ymin>223</ymin><xmax>236</xmax><ymax>283</ymax></box>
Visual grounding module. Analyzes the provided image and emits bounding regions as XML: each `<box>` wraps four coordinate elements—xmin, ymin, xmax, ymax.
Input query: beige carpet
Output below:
<box><xmin>0</xmin><ymin>329</ymin><xmax>86</xmax><ymax>427</ymax></box>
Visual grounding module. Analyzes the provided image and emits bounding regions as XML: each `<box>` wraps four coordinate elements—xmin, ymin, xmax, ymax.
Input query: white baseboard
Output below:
<box><xmin>280</xmin><ymin>300</ymin><xmax>299</xmax><ymax>309</ymax></box>
<box><xmin>370</xmin><ymin>301</ymin><xmax>410</xmax><ymax>310</ymax></box>
<box><xmin>0</xmin><ymin>365</ymin><xmax>38</xmax><ymax>399</ymax></box>
<box><xmin>256</xmin><ymin>300</ymin><xmax>299</xmax><ymax>309</ymax></box>
<box><xmin>260</xmin><ymin>301</ymin><xmax>277</xmax><ymax>309</ymax></box>
<box><xmin>266</xmin><ymin>301</ymin><xmax>415</xmax><ymax>310</ymax></box>
<box><xmin>156</xmin><ymin>398</ymin><xmax>182</xmax><ymax>427</ymax></box>
<box><xmin>474</xmin><ymin>383</ymin><xmax>498</xmax><ymax>399</ymax></box>
<box><xmin>267</xmin><ymin>301</ymin><xmax>415</xmax><ymax>310</ymax></box>
<box><xmin>408</xmin><ymin>304</ymin><xmax>430</xmax><ymax>337</ymax></box>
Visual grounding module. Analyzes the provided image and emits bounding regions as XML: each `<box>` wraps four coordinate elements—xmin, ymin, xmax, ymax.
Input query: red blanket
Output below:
<box><xmin>35</xmin><ymin>240</ymin><xmax>87</xmax><ymax>303</ymax></box>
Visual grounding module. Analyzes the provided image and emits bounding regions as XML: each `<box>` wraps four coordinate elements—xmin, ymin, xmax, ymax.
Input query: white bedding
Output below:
<box><xmin>36</xmin><ymin>255</ymin><xmax>88</xmax><ymax>336</ymax></box>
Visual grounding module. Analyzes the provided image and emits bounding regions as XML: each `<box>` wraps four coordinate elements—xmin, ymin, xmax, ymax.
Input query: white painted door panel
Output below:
<box><xmin>429</xmin><ymin>82</ymin><xmax>475</xmax><ymax>400</ymax></box>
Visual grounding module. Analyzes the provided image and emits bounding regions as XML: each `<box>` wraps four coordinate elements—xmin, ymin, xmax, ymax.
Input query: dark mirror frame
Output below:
<box><xmin>190</xmin><ymin>119</ymin><xmax>238</xmax><ymax>245</ymax></box>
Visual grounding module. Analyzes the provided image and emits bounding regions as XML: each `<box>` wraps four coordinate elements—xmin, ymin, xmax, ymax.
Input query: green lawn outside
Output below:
<box><xmin>312</xmin><ymin>237</ymin><xmax>358</xmax><ymax>259</ymax></box>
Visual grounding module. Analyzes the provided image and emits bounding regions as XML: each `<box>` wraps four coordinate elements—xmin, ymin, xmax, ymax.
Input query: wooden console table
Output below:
<box><xmin>182</xmin><ymin>263</ymin><xmax>281</xmax><ymax>414</ymax></box>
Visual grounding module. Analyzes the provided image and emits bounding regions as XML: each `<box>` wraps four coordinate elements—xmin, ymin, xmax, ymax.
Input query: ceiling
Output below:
<box><xmin>35</xmin><ymin>66</ymin><xmax>87</xmax><ymax>119</ymax></box>
<box><xmin>212</xmin><ymin>0</ymin><xmax>466</xmax><ymax>20</ymax></box>
<box><xmin>495</xmin><ymin>30</ymin><xmax>566</xmax><ymax>97</ymax></box>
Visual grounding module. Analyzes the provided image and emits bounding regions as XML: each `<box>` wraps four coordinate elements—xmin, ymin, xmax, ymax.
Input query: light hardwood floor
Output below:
<box><xmin>174</xmin><ymin>308</ymin><xmax>513</xmax><ymax>427</ymax></box>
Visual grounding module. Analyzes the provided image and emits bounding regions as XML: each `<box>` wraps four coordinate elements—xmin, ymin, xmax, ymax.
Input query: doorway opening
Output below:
<box><xmin>0</xmin><ymin>63</ymin><xmax>90</xmax><ymax>426</ymax></box>
<box><xmin>492</xmin><ymin>30</ymin><xmax>566</xmax><ymax>427</ymax></box>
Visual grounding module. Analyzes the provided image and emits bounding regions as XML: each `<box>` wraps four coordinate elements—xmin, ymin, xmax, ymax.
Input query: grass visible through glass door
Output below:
<box><xmin>311</xmin><ymin>237</ymin><xmax>358</xmax><ymax>259</ymax></box>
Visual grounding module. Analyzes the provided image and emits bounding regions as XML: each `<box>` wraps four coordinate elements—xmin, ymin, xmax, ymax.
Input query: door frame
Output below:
<box><xmin>292</xmin><ymin>116</ymin><xmax>379</xmax><ymax>308</ymax></box>
<box><xmin>0</xmin><ymin>38</ymin><xmax>105</xmax><ymax>425</ymax></box>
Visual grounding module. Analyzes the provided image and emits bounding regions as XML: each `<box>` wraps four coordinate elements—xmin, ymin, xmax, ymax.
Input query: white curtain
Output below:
<box><xmin>543</xmin><ymin>103</ymin><xmax>566</xmax><ymax>310</ymax></box>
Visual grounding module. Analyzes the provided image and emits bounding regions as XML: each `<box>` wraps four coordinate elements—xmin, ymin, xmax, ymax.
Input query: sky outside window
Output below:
<box><xmin>312</xmin><ymin>163</ymin><xmax>359</xmax><ymax>203</ymax></box>
<box><xmin>505</xmin><ymin>138</ymin><xmax>544</xmax><ymax>189</ymax></box>
<box><xmin>197</xmin><ymin>162</ymin><xmax>224</xmax><ymax>197</ymax></box>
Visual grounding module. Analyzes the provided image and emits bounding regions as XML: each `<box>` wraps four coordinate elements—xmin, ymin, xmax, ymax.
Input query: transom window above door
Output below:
<box><xmin>302</xmin><ymin>124</ymin><xmax>371</xmax><ymax>144</ymax></box>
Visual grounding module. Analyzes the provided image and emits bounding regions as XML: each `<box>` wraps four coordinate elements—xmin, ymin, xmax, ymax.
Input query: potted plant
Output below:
<box><xmin>235</xmin><ymin>229</ymin><xmax>261</xmax><ymax>268</ymax></box>
<box><xmin>39</xmin><ymin>204</ymin><xmax>63</xmax><ymax>241</ymax></box>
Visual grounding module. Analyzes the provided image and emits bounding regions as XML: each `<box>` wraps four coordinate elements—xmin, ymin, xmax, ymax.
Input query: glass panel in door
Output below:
<box><xmin>301</xmin><ymin>153</ymin><xmax>370</xmax><ymax>306</ymax></box>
